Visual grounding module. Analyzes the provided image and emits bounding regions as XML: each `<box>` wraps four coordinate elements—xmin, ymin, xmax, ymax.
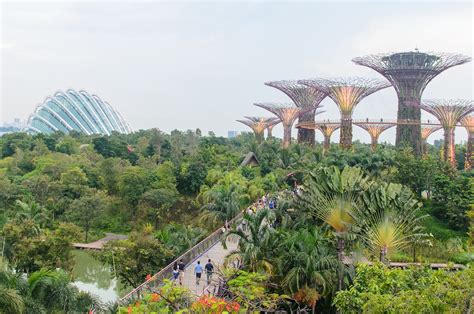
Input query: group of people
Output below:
<box><xmin>172</xmin><ymin>258</ymin><xmax>215</xmax><ymax>286</ymax></box>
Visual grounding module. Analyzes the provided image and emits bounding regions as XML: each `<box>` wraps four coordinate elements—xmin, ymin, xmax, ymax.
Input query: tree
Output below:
<box><xmin>298</xmin><ymin>166</ymin><xmax>367</xmax><ymax>290</ymax></box>
<box><xmin>224</xmin><ymin>209</ymin><xmax>276</xmax><ymax>274</ymax></box>
<box><xmin>278</xmin><ymin>227</ymin><xmax>338</xmax><ymax>299</ymax></box>
<box><xmin>65</xmin><ymin>192</ymin><xmax>110</xmax><ymax>242</ymax></box>
<box><xmin>118</xmin><ymin>166</ymin><xmax>148</xmax><ymax>215</ymax></box>
<box><xmin>98</xmin><ymin>226</ymin><xmax>174</xmax><ymax>288</ymax></box>
<box><xmin>431</xmin><ymin>172</ymin><xmax>472</xmax><ymax>231</ymax></box>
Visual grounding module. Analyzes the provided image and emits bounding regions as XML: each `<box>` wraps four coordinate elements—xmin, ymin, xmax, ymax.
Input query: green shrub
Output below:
<box><xmin>333</xmin><ymin>263</ymin><xmax>474</xmax><ymax>314</ymax></box>
<box><xmin>450</xmin><ymin>252</ymin><xmax>474</xmax><ymax>265</ymax></box>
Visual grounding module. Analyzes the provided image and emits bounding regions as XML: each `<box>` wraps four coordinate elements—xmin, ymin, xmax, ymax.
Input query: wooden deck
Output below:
<box><xmin>73</xmin><ymin>233</ymin><xmax>128</xmax><ymax>250</ymax></box>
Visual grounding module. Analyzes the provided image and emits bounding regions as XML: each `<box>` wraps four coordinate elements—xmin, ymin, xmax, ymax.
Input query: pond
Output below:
<box><xmin>71</xmin><ymin>250</ymin><xmax>129</xmax><ymax>304</ymax></box>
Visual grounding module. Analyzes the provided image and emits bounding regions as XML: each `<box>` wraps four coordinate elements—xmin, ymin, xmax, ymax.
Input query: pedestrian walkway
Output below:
<box><xmin>180</xmin><ymin>237</ymin><xmax>238</xmax><ymax>295</ymax></box>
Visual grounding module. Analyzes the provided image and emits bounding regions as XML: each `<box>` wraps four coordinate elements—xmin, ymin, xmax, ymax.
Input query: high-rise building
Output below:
<box><xmin>227</xmin><ymin>131</ymin><xmax>238</xmax><ymax>138</ymax></box>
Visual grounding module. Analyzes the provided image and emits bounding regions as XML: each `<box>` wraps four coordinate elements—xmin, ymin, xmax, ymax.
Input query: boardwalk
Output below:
<box><xmin>180</xmin><ymin>237</ymin><xmax>239</xmax><ymax>295</ymax></box>
<box><xmin>73</xmin><ymin>233</ymin><xmax>128</xmax><ymax>250</ymax></box>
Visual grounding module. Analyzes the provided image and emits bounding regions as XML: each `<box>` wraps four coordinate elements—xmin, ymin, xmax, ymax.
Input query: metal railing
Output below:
<box><xmin>118</xmin><ymin>210</ymin><xmax>245</xmax><ymax>305</ymax></box>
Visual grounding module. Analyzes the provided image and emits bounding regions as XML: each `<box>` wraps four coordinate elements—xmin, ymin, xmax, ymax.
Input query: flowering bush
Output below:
<box><xmin>191</xmin><ymin>295</ymin><xmax>240</xmax><ymax>313</ymax></box>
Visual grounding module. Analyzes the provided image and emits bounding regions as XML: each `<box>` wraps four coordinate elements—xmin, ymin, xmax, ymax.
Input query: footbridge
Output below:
<box><xmin>118</xmin><ymin>211</ymin><xmax>245</xmax><ymax>305</ymax></box>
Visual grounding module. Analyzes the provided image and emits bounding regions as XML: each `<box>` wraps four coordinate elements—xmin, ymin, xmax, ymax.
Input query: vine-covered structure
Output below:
<box><xmin>265</xmin><ymin>80</ymin><xmax>327</xmax><ymax>146</ymax></box>
<box><xmin>237</xmin><ymin>117</ymin><xmax>275</xmax><ymax>143</ymax></box>
<box><xmin>354</xmin><ymin>122</ymin><xmax>396</xmax><ymax>151</ymax></box>
<box><xmin>296</xmin><ymin>120</ymin><xmax>341</xmax><ymax>153</ymax></box>
<box><xmin>421</xmin><ymin>100</ymin><xmax>474</xmax><ymax>166</ymax></box>
<box><xmin>265</xmin><ymin>118</ymin><xmax>281</xmax><ymax>139</ymax></box>
<box><xmin>420</xmin><ymin>125</ymin><xmax>442</xmax><ymax>156</ymax></box>
<box><xmin>460</xmin><ymin>115</ymin><xmax>474</xmax><ymax>169</ymax></box>
<box><xmin>254</xmin><ymin>103</ymin><xmax>321</xmax><ymax>148</ymax></box>
<box><xmin>298</xmin><ymin>77</ymin><xmax>390</xmax><ymax>149</ymax></box>
<box><xmin>352</xmin><ymin>51</ymin><xmax>471</xmax><ymax>155</ymax></box>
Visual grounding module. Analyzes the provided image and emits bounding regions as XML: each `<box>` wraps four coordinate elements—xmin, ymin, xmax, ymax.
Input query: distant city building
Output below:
<box><xmin>0</xmin><ymin>118</ymin><xmax>24</xmax><ymax>137</ymax></box>
<box><xmin>25</xmin><ymin>89</ymin><xmax>132</xmax><ymax>135</ymax></box>
<box><xmin>227</xmin><ymin>130</ymin><xmax>238</xmax><ymax>138</ymax></box>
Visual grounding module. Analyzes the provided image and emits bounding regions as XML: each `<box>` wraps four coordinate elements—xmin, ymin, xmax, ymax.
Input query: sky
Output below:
<box><xmin>1</xmin><ymin>0</ymin><xmax>473</xmax><ymax>144</ymax></box>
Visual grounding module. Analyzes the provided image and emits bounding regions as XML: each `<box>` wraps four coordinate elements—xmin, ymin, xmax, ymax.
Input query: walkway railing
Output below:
<box><xmin>118</xmin><ymin>210</ymin><xmax>245</xmax><ymax>305</ymax></box>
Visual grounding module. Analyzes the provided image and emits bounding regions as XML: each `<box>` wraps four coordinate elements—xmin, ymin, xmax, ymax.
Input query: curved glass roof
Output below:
<box><xmin>25</xmin><ymin>89</ymin><xmax>133</xmax><ymax>135</ymax></box>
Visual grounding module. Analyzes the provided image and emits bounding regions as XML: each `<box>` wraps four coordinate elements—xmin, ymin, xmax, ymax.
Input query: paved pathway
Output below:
<box><xmin>180</xmin><ymin>237</ymin><xmax>239</xmax><ymax>295</ymax></box>
<box><xmin>73</xmin><ymin>233</ymin><xmax>128</xmax><ymax>250</ymax></box>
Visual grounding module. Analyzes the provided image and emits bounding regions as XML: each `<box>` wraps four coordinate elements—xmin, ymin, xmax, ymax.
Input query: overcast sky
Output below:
<box><xmin>1</xmin><ymin>1</ymin><xmax>473</xmax><ymax>144</ymax></box>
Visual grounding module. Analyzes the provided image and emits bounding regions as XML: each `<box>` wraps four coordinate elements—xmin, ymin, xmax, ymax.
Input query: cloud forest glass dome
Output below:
<box><xmin>26</xmin><ymin>89</ymin><xmax>133</xmax><ymax>135</ymax></box>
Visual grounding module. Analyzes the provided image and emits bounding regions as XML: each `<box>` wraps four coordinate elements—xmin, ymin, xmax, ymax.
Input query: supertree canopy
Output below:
<box><xmin>352</xmin><ymin>51</ymin><xmax>471</xmax><ymax>154</ymax></box>
<box><xmin>298</xmin><ymin>77</ymin><xmax>390</xmax><ymax>149</ymax></box>
<box><xmin>421</xmin><ymin>99</ymin><xmax>474</xmax><ymax>167</ymax></box>
<box><xmin>420</xmin><ymin>125</ymin><xmax>442</xmax><ymax>156</ymax></box>
<box><xmin>460</xmin><ymin>115</ymin><xmax>474</xmax><ymax>169</ymax></box>
<box><xmin>354</xmin><ymin>122</ymin><xmax>396</xmax><ymax>151</ymax></box>
<box><xmin>254</xmin><ymin>103</ymin><xmax>320</xmax><ymax>148</ymax></box>
<box><xmin>264</xmin><ymin>80</ymin><xmax>327</xmax><ymax>145</ymax></box>
<box><xmin>237</xmin><ymin>117</ymin><xmax>274</xmax><ymax>143</ymax></box>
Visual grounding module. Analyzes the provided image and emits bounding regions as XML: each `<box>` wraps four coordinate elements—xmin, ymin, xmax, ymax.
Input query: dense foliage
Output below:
<box><xmin>1</xmin><ymin>129</ymin><xmax>473</xmax><ymax>313</ymax></box>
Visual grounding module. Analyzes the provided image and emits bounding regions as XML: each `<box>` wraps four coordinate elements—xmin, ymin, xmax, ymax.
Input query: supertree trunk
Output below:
<box><xmin>465</xmin><ymin>132</ymin><xmax>473</xmax><ymax>169</ymax></box>
<box><xmin>395</xmin><ymin>95</ymin><xmax>422</xmax><ymax>155</ymax></box>
<box><xmin>323</xmin><ymin>135</ymin><xmax>331</xmax><ymax>153</ymax></box>
<box><xmin>371</xmin><ymin>135</ymin><xmax>379</xmax><ymax>151</ymax></box>
<box><xmin>255</xmin><ymin>132</ymin><xmax>264</xmax><ymax>144</ymax></box>
<box><xmin>340</xmin><ymin>115</ymin><xmax>353</xmax><ymax>149</ymax></box>
<box><xmin>421</xmin><ymin>139</ymin><xmax>428</xmax><ymax>157</ymax></box>
<box><xmin>267</xmin><ymin>127</ymin><xmax>273</xmax><ymax>139</ymax></box>
<box><xmin>297</xmin><ymin>111</ymin><xmax>315</xmax><ymax>146</ymax></box>
<box><xmin>444</xmin><ymin>128</ymin><xmax>456</xmax><ymax>167</ymax></box>
<box><xmin>282</xmin><ymin>125</ymin><xmax>292</xmax><ymax>148</ymax></box>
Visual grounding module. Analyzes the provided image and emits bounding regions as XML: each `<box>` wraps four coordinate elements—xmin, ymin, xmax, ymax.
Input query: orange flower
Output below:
<box><xmin>127</xmin><ymin>306</ymin><xmax>132</xmax><ymax>314</ymax></box>
<box><xmin>151</xmin><ymin>293</ymin><xmax>160</xmax><ymax>302</ymax></box>
<box><xmin>145</xmin><ymin>274</ymin><xmax>152</xmax><ymax>281</ymax></box>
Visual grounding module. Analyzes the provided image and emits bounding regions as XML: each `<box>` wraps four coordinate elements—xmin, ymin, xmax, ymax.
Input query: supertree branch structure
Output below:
<box><xmin>237</xmin><ymin>117</ymin><xmax>271</xmax><ymax>143</ymax></box>
<box><xmin>460</xmin><ymin>115</ymin><xmax>474</xmax><ymax>169</ymax></box>
<box><xmin>298</xmin><ymin>77</ymin><xmax>390</xmax><ymax>149</ymax></box>
<box><xmin>265</xmin><ymin>117</ymin><xmax>281</xmax><ymax>139</ymax></box>
<box><xmin>420</xmin><ymin>125</ymin><xmax>442</xmax><ymax>156</ymax></box>
<box><xmin>352</xmin><ymin>51</ymin><xmax>471</xmax><ymax>154</ymax></box>
<box><xmin>421</xmin><ymin>99</ymin><xmax>474</xmax><ymax>167</ymax></box>
<box><xmin>265</xmin><ymin>80</ymin><xmax>327</xmax><ymax>145</ymax></box>
<box><xmin>254</xmin><ymin>102</ymin><xmax>311</xmax><ymax>148</ymax></box>
<box><xmin>354</xmin><ymin>122</ymin><xmax>396</xmax><ymax>151</ymax></box>
<box><xmin>296</xmin><ymin>120</ymin><xmax>340</xmax><ymax>153</ymax></box>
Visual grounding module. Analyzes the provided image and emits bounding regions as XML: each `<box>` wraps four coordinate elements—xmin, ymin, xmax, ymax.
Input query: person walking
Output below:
<box><xmin>172</xmin><ymin>261</ymin><xmax>179</xmax><ymax>282</ymax></box>
<box><xmin>205</xmin><ymin>259</ymin><xmax>214</xmax><ymax>285</ymax></box>
<box><xmin>194</xmin><ymin>261</ymin><xmax>203</xmax><ymax>285</ymax></box>
<box><xmin>177</xmin><ymin>259</ymin><xmax>185</xmax><ymax>285</ymax></box>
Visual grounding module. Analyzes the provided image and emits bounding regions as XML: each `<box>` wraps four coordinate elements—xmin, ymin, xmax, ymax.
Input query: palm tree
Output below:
<box><xmin>278</xmin><ymin>227</ymin><xmax>338</xmax><ymax>298</ymax></box>
<box><xmin>13</xmin><ymin>199</ymin><xmax>50</xmax><ymax>229</ymax></box>
<box><xmin>298</xmin><ymin>166</ymin><xmax>366</xmax><ymax>291</ymax></box>
<box><xmin>223</xmin><ymin>209</ymin><xmax>276</xmax><ymax>274</ymax></box>
<box><xmin>354</xmin><ymin>182</ymin><xmax>426</xmax><ymax>263</ymax></box>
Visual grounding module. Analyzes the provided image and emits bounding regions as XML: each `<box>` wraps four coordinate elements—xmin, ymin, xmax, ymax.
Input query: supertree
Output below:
<box><xmin>298</xmin><ymin>77</ymin><xmax>390</xmax><ymax>149</ymax></box>
<box><xmin>236</xmin><ymin>117</ymin><xmax>272</xmax><ymax>143</ymax></box>
<box><xmin>354</xmin><ymin>122</ymin><xmax>396</xmax><ymax>151</ymax></box>
<box><xmin>264</xmin><ymin>80</ymin><xmax>327</xmax><ymax>145</ymax></box>
<box><xmin>352</xmin><ymin>51</ymin><xmax>471</xmax><ymax>154</ymax></box>
<box><xmin>421</xmin><ymin>99</ymin><xmax>474</xmax><ymax>167</ymax></box>
<box><xmin>420</xmin><ymin>125</ymin><xmax>442</xmax><ymax>156</ymax></box>
<box><xmin>254</xmin><ymin>103</ymin><xmax>319</xmax><ymax>148</ymax></box>
<box><xmin>265</xmin><ymin>117</ymin><xmax>281</xmax><ymax>139</ymax></box>
<box><xmin>460</xmin><ymin>115</ymin><xmax>474</xmax><ymax>169</ymax></box>
<box><xmin>295</xmin><ymin>120</ymin><xmax>341</xmax><ymax>153</ymax></box>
